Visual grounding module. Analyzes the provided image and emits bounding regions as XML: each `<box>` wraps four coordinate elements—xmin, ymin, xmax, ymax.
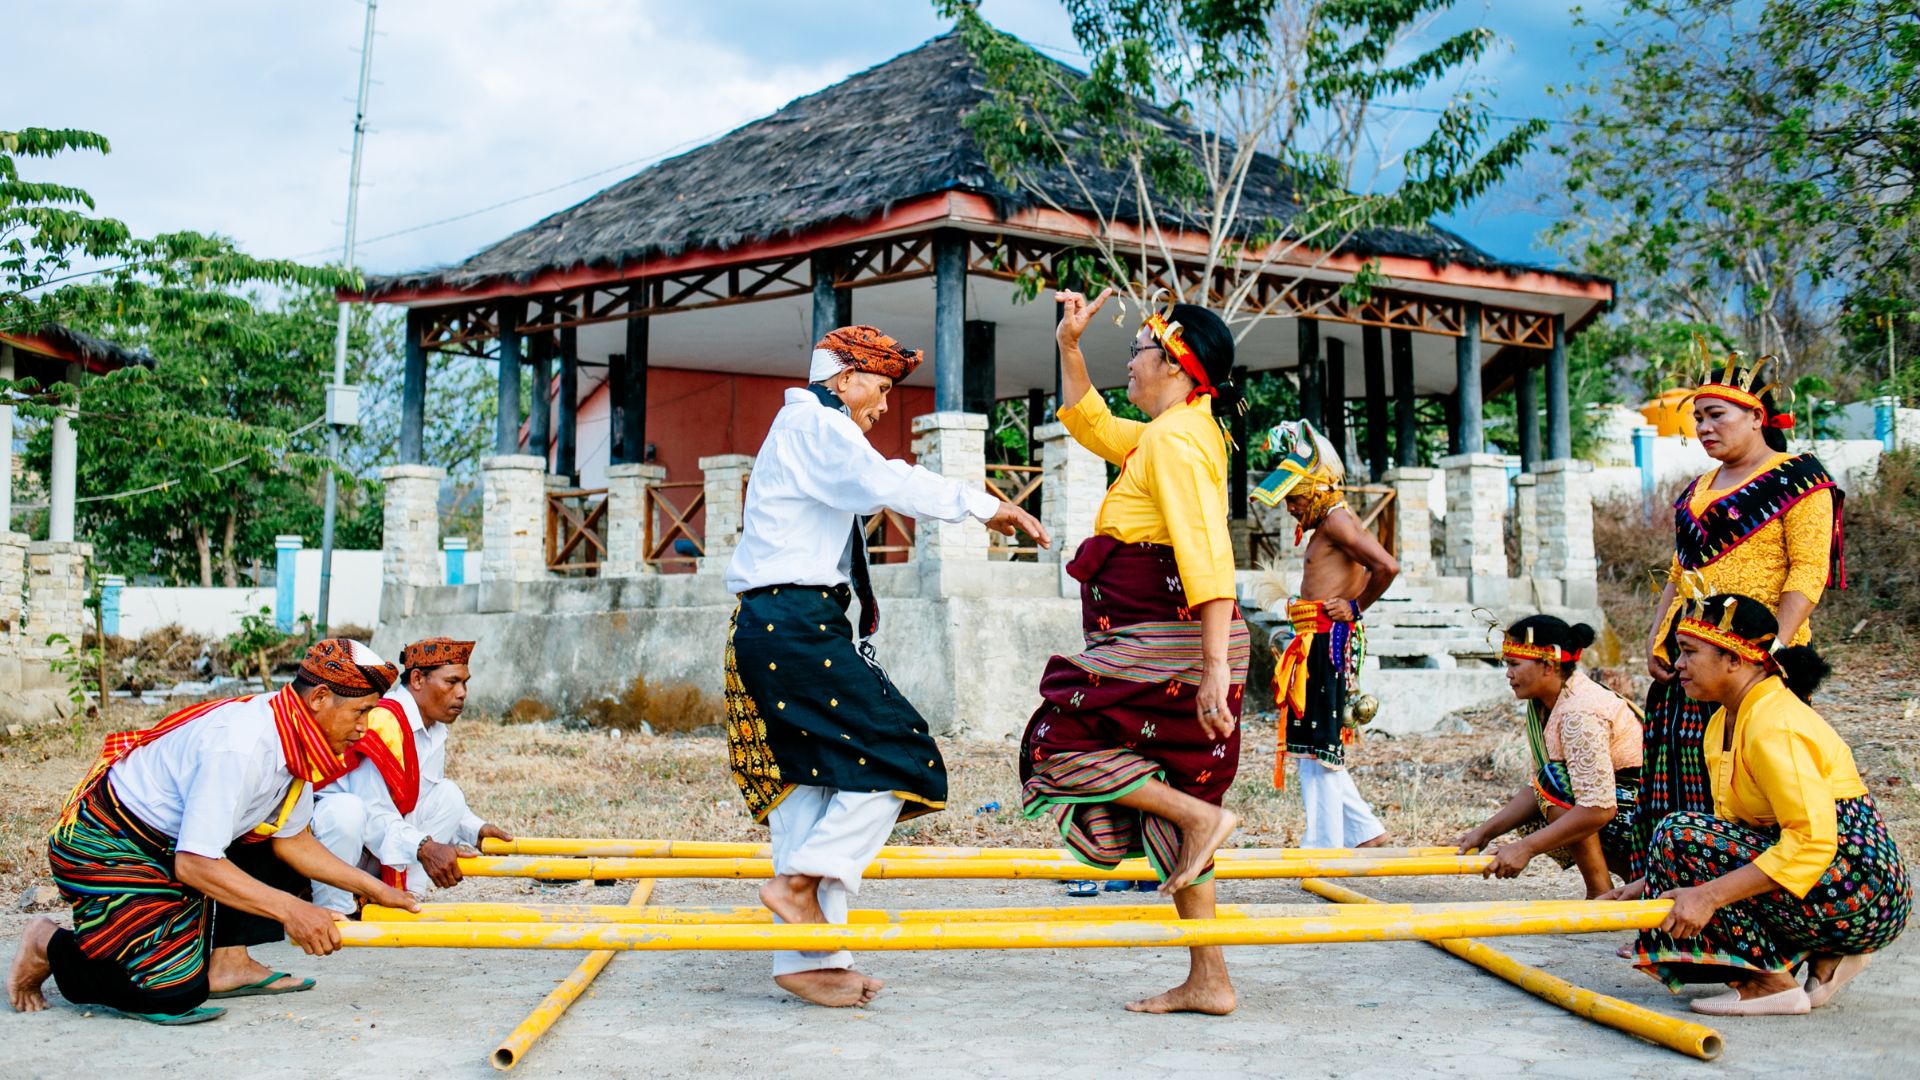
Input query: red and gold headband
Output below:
<box><xmin>1502</xmin><ymin>640</ymin><xmax>1580</xmax><ymax>664</ymax></box>
<box><xmin>1680</xmin><ymin>336</ymin><xmax>1795</xmax><ymax>429</ymax></box>
<box><xmin>1674</xmin><ymin>596</ymin><xmax>1776</xmax><ymax>666</ymax></box>
<box><xmin>1143</xmin><ymin>312</ymin><xmax>1214</xmax><ymax>402</ymax></box>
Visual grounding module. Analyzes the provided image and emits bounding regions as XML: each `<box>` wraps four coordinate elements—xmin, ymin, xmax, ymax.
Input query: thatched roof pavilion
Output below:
<box><xmin>0</xmin><ymin>322</ymin><xmax>152</xmax><ymax>542</ymax></box>
<box><xmin>354</xmin><ymin>31</ymin><xmax>1611</xmax><ymax>498</ymax></box>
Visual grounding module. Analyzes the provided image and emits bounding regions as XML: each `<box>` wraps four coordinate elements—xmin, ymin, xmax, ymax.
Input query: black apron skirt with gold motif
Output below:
<box><xmin>724</xmin><ymin>583</ymin><xmax>947</xmax><ymax>824</ymax></box>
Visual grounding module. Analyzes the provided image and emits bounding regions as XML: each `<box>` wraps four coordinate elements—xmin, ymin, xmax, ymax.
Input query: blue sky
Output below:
<box><xmin>13</xmin><ymin>1</ymin><xmax>1610</xmax><ymax>278</ymax></box>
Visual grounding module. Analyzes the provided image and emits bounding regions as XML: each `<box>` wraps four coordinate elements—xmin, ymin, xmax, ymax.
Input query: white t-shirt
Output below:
<box><xmin>108</xmin><ymin>694</ymin><xmax>315</xmax><ymax>859</ymax></box>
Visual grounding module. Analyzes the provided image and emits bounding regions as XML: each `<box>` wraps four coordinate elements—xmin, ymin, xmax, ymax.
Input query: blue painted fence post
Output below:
<box><xmin>99</xmin><ymin>574</ymin><xmax>125</xmax><ymax>637</ymax></box>
<box><xmin>444</xmin><ymin>537</ymin><xmax>468</xmax><ymax>585</ymax></box>
<box><xmin>1633</xmin><ymin>426</ymin><xmax>1657</xmax><ymax>506</ymax></box>
<box><xmin>274</xmin><ymin>535</ymin><xmax>302</xmax><ymax>632</ymax></box>
<box><xmin>1875</xmin><ymin>395</ymin><xmax>1898</xmax><ymax>452</ymax></box>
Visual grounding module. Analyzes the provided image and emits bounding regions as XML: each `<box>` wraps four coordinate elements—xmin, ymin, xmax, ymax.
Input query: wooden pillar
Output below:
<box><xmin>1517</xmin><ymin>362</ymin><xmax>1541</xmax><ymax>472</ymax></box>
<box><xmin>934</xmin><ymin>232</ymin><xmax>966</xmax><ymax>413</ymax></box>
<box><xmin>1363</xmin><ymin>325</ymin><xmax>1389</xmax><ymax>481</ymax></box>
<box><xmin>963</xmin><ymin>319</ymin><xmax>996</xmax><ymax>415</ymax></box>
<box><xmin>556</xmin><ymin>324</ymin><xmax>579</xmax><ymax>480</ymax></box>
<box><xmin>1025</xmin><ymin>387</ymin><xmax>1047</xmax><ymax>513</ymax></box>
<box><xmin>1325</xmin><ymin>338</ymin><xmax>1348</xmax><ymax>457</ymax></box>
<box><xmin>1230</xmin><ymin>364</ymin><xmax>1249</xmax><ymax>520</ymax></box>
<box><xmin>1546</xmin><ymin>313</ymin><xmax>1571</xmax><ymax>460</ymax></box>
<box><xmin>1455</xmin><ymin>301</ymin><xmax>1484</xmax><ymax>454</ymax></box>
<box><xmin>1297</xmin><ymin>317</ymin><xmax>1322</xmax><ymax>430</ymax></box>
<box><xmin>810</xmin><ymin>250</ymin><xmax>850</xmax><ymax>342</ymax></box>
<box><xmin>400</xmin><ymin>307</ymin><xmax>428</xmax><ymax>465</ymax></box>
<box><xmin>528</xmin><ymin>330</ymin><xmax>553</xmax><ymax>469</ymax></box>
<box><xmin>606</xmin><ymin>349</ymin><xmax>626</xmax><ymax>464</ymax></box>
<box><xmin>1444</xmin><ymin>393</ymin><xmax>1463</xmax><ymax>455</ymax></box>
<box><xmin>1392</xmin><ymin>328</ymin><xmax>1417</xmax><ymax>467</ymax></box>
<box><xmin>623</xmin><ymin>311</ymin><xmax>650</xmax><ymax>465</ymax></box>
<box><xmin>494</xmin><ymin>299</ymin><xmax>524</xmax><ymax>455</ymax></box>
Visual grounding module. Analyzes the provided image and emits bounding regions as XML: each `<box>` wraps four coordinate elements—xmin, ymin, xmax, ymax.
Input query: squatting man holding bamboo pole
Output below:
<box><xmin>721</xmin><ymin>325</ymin><xmax>1049</xmax><ymax>1008</ymax></box>
<box><xmin>9</xmin><ymin>640</ymin><xmax>419</xmax><ymax>1024</ymax></box>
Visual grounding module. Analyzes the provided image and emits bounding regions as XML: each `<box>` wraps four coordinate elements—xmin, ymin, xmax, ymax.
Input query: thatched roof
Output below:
<box><xmin>368</xmin><ymin>32</ymin><xmax>1581</xmax><ymax>298</ymax></box>
<box><xmin>1</xmin><ymin>322</ymin><xmax>152</xmax><ymax>374</ymax></box>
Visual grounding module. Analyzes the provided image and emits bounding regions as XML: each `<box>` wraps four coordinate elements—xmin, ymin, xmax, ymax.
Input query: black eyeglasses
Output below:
<box><xmin>1129</xmin><ymin>341</ymin><xmax>1164</xmax><ymax>360</ymax></box>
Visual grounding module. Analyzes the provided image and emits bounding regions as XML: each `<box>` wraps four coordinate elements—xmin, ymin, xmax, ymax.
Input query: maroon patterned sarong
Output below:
<box><xmin>1018</xmin><ymin>536</ymin><xmax>1250</xmax><ymax>882</ymax></box>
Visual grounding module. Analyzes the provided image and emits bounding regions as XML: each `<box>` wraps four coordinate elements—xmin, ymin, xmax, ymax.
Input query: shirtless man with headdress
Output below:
<box><xmin>1256</xmin><ymin>420</ymin><xmax>1399</xmax><ymax>849</ymax></box>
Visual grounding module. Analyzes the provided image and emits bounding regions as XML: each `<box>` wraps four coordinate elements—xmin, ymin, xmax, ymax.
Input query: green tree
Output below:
<box><xmin>937</xmin><ymin>0</ymin><xmax>1544</xmax><ymax>334</ymax></box>
<box><xmin>1544</xmin><ymin>0</ymin><xmax>1920</xmax><ymax>387</ymax></box>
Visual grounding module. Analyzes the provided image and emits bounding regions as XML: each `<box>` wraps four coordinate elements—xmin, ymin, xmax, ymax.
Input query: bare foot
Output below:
<box><xmin>1161</xmin><ymin>809</ymin><xmax>1239</xmax><ymax>895</ymax></box>
<box><xmin>8</xmin><ymin>917</ymin><xmax>57</xmax><ymax>1013</ymax></box>
<box><xmin>206</xmin><ymin>946</ymin><xmax>303</xmax><ymax>994</ymax></box>
<box><xmin>1124</xmin><ymin>975</ymin><xmax>1237</xmax><ymax>1015</ymax></box>
<box><xmin>1807</xmin><ymin>954</ymin><xmax>1841</xmax><ymax>985</ymax></box>
<box><xmin>774</xmin><ymin>968</ymin><xmax>884</xmax><ymax>1007</ymax></box>
<box><xmin>1356</xmin><ymin>832</ymin><xmax>1392</xmax><ymax>849</ymax></box>
<box><xmin>759</xmin><ymin>874</ymin><xmax>826</xmax><ymax>926</ymax></box>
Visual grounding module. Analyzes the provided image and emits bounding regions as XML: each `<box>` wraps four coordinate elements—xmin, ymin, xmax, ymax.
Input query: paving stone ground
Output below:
<box><xmin>6</xmin><ymin>867</ymin><xmax>1914</xmax><ymax>1079</ymax></box>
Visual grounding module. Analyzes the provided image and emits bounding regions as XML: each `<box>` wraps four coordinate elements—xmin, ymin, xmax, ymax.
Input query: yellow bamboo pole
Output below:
<box><xmin>339</xmin><ymin>901</ymin><xmax>1669</xmax><ymax>952</ymax></box>
<box><xmin>1301</xmin><ymin>879</ymin><xmax>1721</xmax><ymax>1061</ymax></box>
<box><xmin>489</xmin><ymin>879</ymin><xmax>656</xmax><ymax>1071</ymax></box>
<box><xmin>455</xmin><ymin>854</ymin><xmax>1489</xmax><ymax>882</ymax></box>
<box><xmin>479</xmin><ymin>837</ymin><xmax>1455</xmax><ymax>861</ymax></box>
<box><xmin>368</xmin><ymin>898</ymin><xmax>1619</xmax><ymax>926</ymax></box>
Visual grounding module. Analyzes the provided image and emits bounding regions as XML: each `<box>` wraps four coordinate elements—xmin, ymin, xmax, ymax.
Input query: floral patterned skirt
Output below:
<box><xmin>1634</xmin><ymin>796</ymin><xmax>1911</xmax><ymax>991</ymax></box>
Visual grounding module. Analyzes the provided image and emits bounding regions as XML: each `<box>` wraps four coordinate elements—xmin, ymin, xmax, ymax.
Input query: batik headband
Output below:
<box><xmin>300</xmin><ymin>638</ymin><xmax>398</xmax><ymax>698</ymax></box>
<box><xmin>399</xmin><ymin>637</ymin><xmax>475</xmax><ymax>672</ymax></box>
<box><xmin>812</xmin><ymin>326</ymin><xmax>923</xmax><ymax>382</ymax></box>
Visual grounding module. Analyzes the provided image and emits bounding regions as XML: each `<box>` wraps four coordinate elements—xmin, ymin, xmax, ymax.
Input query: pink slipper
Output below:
<box><xmin>1690</xmin><ymin>985</ymin><xmax>1810</xmax><ymax>1016</ymax></box>
<box><xmin>1805</xmin><ymin>954</ymin><xmax>1870</xmax><ymax>1008</ymax></box>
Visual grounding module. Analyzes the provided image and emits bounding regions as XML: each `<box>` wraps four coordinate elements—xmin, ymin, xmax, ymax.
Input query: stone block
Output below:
<box><xmin>379</xmin><ymin>465</ymin><xmax>445</xmax><ymax>589</ymax></box>
<box><xmin>1038</xmin><ymin>421</ymin><xmax>1105</xmax><ymax>567</ymax></box>
<box><xmin>910</xmin><ymin>412</ymin><xmax>990</xmax><ymax>563</ymax></box>
<box><xmin>1535</xmin><ymin>458</ymin><xmax>1598</xmax><ymax>587</ymax></box>
<box><xmin>481</xmin><ymin>455</ymin><xmax>549</xmax><ymax>585</ymax></box>
<box><xmin>0</xmin><ymin>531</ymin><xmax>28</xmax><ymax>638</ymax></box>
<box><xmin>23</xmin><ymin>540</ymin><xmax>91</xmax><ymax>662</ymax></box>
<box><xmin>605</xmin><ymin>463</ymin><xmax>668</xmax><ymax>578</ymax></box>
<box><xmin>1438</xmin><ymin>454</ymin><xmax>1509</xmax><ymax>580</ymax></box>
<box><xmin>1512</xmin><ymin>473</ymin><xmax>1539</xmax><ymax>578</ymax></box>
<box><xmin>697</xmin><ymin>454</ymin><xmax>754</xmax><ymax>575</ymax></box>
<box><xmin>1383</xmin><ymin>467</ymin><xmax>1436</xmax><ymax>579</ymax></box>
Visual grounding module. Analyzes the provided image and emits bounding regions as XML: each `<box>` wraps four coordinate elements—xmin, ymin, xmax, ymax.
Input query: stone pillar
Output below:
<box><xmin>379</xmin><ymin>465</ymin><xmax>445</xmax><ymax>589</ymax></box>
<box><xmin>1439</xmin><ymin>453</ymin><xmax>1509</xmax><ymax>584</ymax></box>
<box><xmin>1039</xmin><ymin>421</ymin><xmax>1104</xmax><ymax>565</ymax></box>
<box><xmin>48</xmin><ymin>405</ymin><xmax>77</xmax><ymax>543</ymax></box>
<box><xmin>604</xmin><ymin>462</ymin><xmax>667</xmax><ymax>577</ymax></box>
<box><xmin>698</xmin><ymin>454</ymin><xmax>753</xmax><ymax>573</ymax></box>
<box><xmin>0</xmin><ymin>343</ymin><xmax>14</xmax><ymax>533</ymax></box>
<box><xmin>1512</xmin><ymin>473</ymin><xmax>1539</xmax><ymax>579</ymax></box>
<box><xmin>1384</xmin><ymin>466</ymin><xmax>1436</xmax><ymax>579</ymax></box>
<box><xmin>480</xmin><ymin>455</ymin><xmax>547</xmax><ymax>584</ymax></box>
<box><xmin>1536</xmin><ymin>459</ymin><xmax>1598</xmax><ymax>607</ymax></box>
<box><xmin>0</xmin><ymin>531</ymin><xmax>28</xmax><ymax>642</ymax></box>
<box><xmin>24</xmin><ymin>540</ymin><xmax>91</xmax><ymax>661</ymax></box>
<box><xmin>911</xmin><ymin>412</ymin><xmax>989</xmax><ymax>562</ymax></box>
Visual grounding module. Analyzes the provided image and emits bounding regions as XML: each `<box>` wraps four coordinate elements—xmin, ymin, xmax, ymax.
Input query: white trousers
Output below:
<box><xmin>308</xmin><ymin>783</ymin><xmax>470</xmax><ymax>913</ymax></box>
<box><xmin>1296</xmin><ymin>755</ymin><xmax>1386</xmax><ymax>849</ymax></box>
<box><xmin>766</xmin><ymin>785</ymin><xmax>904</xmax><ymax>977</ymax></box>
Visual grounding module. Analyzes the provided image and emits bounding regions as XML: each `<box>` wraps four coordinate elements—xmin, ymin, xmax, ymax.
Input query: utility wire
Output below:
<box><xmin>12</xmin><ymin>415</ymin><xmax>326</xmax><ymax>510</ymax></box>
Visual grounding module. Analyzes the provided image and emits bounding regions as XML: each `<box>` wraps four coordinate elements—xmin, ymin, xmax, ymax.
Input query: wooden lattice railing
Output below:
<box><xmin>644</xmin><ymin>481</ymin><xmax>705</xmax><ymax>569</ymax></box>
<box><xmin>545</xmin><ymin>488</ymin><xmax>608</xmax><ymax>574</ymax></box>
<box><xmin>984</xmin><ymin>464</ymin><xmax>1044</xmax><ymax>559</ymax></box>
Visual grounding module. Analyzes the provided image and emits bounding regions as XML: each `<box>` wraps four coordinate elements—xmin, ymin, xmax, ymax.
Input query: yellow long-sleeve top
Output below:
<box><xmin>1657</xmin><ymin>452</ymin><xmax>1834</xmax><ymax>658</ymax></box>
<box><xmin>1703</xmin><ymin>675</ymin><xmax>1868</xmax><ymax>897</ymax></box>
<box><xmin>1057</xmin><ymin>388</ymin><xmax>1237</xmax><ymax>607</ymax></box>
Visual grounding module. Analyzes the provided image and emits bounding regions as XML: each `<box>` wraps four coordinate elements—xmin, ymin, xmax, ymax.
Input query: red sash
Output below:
<box><xmin>341</xmin><ymin>699</ymin><xmax>422</xmax><ymax>815</ymax></box>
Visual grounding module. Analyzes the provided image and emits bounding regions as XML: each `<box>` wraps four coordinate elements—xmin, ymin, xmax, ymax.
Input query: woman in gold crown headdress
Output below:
<box><xmin>1634</xmin><ymin>343</ymin><xmax>1845</xmax><ymax>878</ymax></box>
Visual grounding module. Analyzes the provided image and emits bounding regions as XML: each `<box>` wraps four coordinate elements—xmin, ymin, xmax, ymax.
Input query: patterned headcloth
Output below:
<box><xmin>299</xmin><ymin>638</ymin><xmax>398</xmax><ymax>698</ymax></box>
<box><xmin>1252</xmin><ymin>420</ymin><xmax>1346</xmax><ymax>543</ymax></box>
<box><xmin>399</xmin><ymin>637</ymin><xmax>476</xmax><ymax>672</ymax></box>
<box><xmin>809</xmin><ymin>326</ymin><xmax>924</xmax><ymax>383</ymax></box>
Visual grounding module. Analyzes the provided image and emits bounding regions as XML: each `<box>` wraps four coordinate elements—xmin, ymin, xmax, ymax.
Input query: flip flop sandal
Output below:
<box><xmin>88</xmin><ymin>1004</ymin><xmax>227</xmax><ymax>1025</ymax></box>
<box><xmin>1065</xmin><ymin>880</ymin><xmax>1098</xmax><ymax>898</ymax></box>
<box><xmin>208</xmin><ymin>972</ymin><xmax>315</xmax><ymax>999</ymax></box>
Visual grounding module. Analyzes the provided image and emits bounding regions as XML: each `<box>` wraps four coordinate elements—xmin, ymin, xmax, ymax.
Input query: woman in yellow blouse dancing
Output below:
<box><xmin>1638</xmin><ymin>351</ymin><xmax>1844</xmax><ymax>872</ymax></box>
<box><xmin>1619</xmin><ymin>594</ymin><xmax>1907</xmax><ymax>1016</ymax></box>
<box><xmin>1019</xmin><ymin>288</ymin><xmax>1249</xmax><ymax>1015</ymax></box>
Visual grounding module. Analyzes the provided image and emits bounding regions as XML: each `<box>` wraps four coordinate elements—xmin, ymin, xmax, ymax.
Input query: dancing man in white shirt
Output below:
<box><xmin>9</xmin><ymin>640</ymin><xmax>417</xmax><ymax>1024</ymax></box>
<box><xmin>723</xmin><ymin>325</ymin><xmax>1049</xmax><ymax>1008</ymax></box>
<box><xmin>310</xmin><ymin>637</ymin><xmax>513</xmax><ymax>912</ymax></box>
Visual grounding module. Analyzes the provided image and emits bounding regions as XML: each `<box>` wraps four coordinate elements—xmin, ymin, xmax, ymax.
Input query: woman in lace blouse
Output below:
<box><xmin>1455</xmin><ymin>616</ymin><xmax>1643</xmax><ymax>898</ymax></box>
